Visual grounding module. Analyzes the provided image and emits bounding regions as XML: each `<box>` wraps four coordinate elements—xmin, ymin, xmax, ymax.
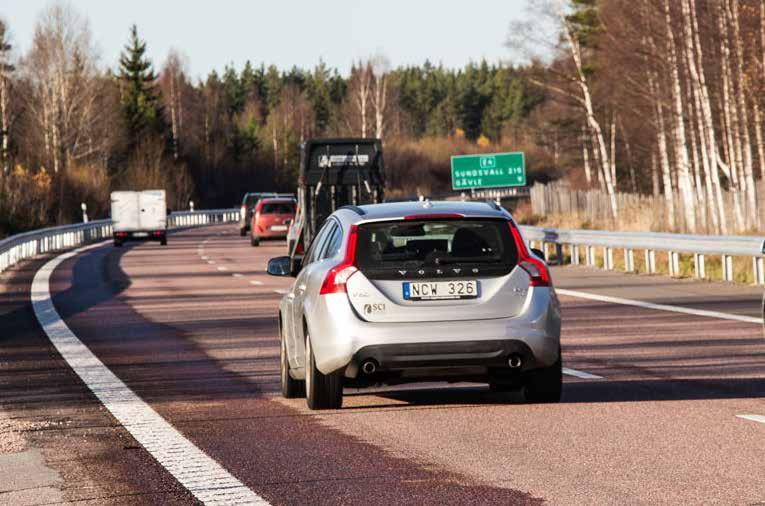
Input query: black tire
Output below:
<box><xmin>160</xmin><ymin>236</ymin><xmax>167</xmax><ymax>246</ymax></box>
<box><xmin>280</xmin><ymin>329</ymin><xmax>305</xmax><ymax>399</ymax></box>
<box><xmin>488</xmin><ymin>382</ymin><xmax>517</xmax><ymax>393</ymax></box>
<box><xmin>523</xmin><ymin>354</ymin><xmax>562</xmax><ymax>403</ymax></box>
<box><xmin>305</xmin><ymin>333</ymin><xmax>343</xmax><ymax>410</ymax></box>
<box><xmin>251</xmin><ymin>235</ymin><xmax>260</xmax><ymax>247</ymax></box>
<box><xmin>114</xmin><ymin>239</ymin><xmax>123</xmax><ymax>247</ymax></box>
<box><xmin>239</xmin><ymin>228</ymin><xmax>246</xmax><ymax>237</ymax></box>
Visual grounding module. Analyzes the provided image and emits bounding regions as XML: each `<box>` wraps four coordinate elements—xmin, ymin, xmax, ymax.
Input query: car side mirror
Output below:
<box><xmin>531</xmin><ymin>248</ymin><xmax>546</xmax><ymax>262</ymax></box>
<box><xmin>267</xmin><ymin>256</ymin><xmax>293</xmax><ymax>277</ymax></box>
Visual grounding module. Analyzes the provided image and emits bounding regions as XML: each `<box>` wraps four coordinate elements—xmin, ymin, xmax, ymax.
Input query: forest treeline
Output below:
<box><xmin>1</xmin><ymin>1</ymin><xmax>765</xmax><ymax>236</ymax></box>
<box><xmin>512</xmin><ymin>0</ymin><xmax>765</xmax><ymax>234</ymax></box>
<box><xmin>0</xmin><ymin>3</ymin><xmax>555</xmax><ymax>236</ymax></box>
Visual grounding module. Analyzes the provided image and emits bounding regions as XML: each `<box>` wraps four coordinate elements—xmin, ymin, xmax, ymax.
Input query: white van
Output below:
<box><xmin>111</xmin><ymin>190</ymin><xmax>168</xmax><ymax>246</ymax></box>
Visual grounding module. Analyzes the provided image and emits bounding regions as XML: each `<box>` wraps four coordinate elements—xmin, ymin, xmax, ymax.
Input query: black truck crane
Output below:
<box><xmin>287</xmin><ymin>138</ymin><xmax>385</xmax><ymax>271</ymax></box>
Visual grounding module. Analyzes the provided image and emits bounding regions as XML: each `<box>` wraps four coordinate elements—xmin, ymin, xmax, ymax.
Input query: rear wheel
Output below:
<box><xmin>523</xmin><ymin>354</ymin><xmax>562</xmax><ymax>403</ymax></box>
<box><xmin>280</xmin><ymin>327</ymin><xmax>305</xmax><ymax>398</ymax></box>
<box><xmin>160</xmin><ymin>236</ymin><xmax>167</xmax><ymax>246</ymax></box>
<box><xmin>113</xmin><ymin>239</ymin><xmax>123</xmax><ymax>247</ymax></box>
<box><xmin>251</xmin><ymin>235</ymin><xmax>260</xmax><ymax>247</ymax></box>
<box><xmin>305</xmin><ymin>333</ymin><xmax>342</xmax><ymax>410</ymax></box>
<box><xmin>239</xmin><ymin>228</ymin><xmax>246</xmax><ymax>237</ymax></box>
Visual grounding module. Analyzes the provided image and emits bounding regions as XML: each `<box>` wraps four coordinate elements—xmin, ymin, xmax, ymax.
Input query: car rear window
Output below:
<box><xmin>260</xmin><ymin>202</ymin><xmax>295</xmax><ymax>214</ymax></box>
<box><xmin>355</xmin><ymin>219</ymin><xmax>518</xmax><ymax>279</ymax></box>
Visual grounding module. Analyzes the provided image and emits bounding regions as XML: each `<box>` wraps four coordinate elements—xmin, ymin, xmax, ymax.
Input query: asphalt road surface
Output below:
<box><xmin>1</xmin><ymin>224</ymin><xmax>763</xmax><ymax>505</ymax></box>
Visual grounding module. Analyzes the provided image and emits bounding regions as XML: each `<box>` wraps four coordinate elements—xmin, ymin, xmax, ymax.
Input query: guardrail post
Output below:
<box><xmin>604</xmin><ymin>247</ymin><xmax>614</xmax><ymax>270</ymax></box>
<box><xmin>722</xmin><ymin>254</ymin><xmax>734</xmax><ymax>282</ymax></box>
<box><xmin>624</xmin><ymin>248</ymin><xmax>634</xmax><ymax>272</ymax></box>
<box><xmin>694</xmin><ymin>253</ymin><xmax>705</xmax><ymax>279</ymax></box>
<box><xmin>668</xmin><ymin>251</ymin><xmax>680</xmax><ymax>277</ymax></box>
<box><xmin>753</xmin><ymin>257</ymin><xmax>764</xmax><ymax>285</ymax></box>
<box><xmin>543</xmin><ymin>242</ymin><xmax>551</xmax><ymax>263</ymax></box>
<box><xmin>645</xmin><ymin>249</ymin><xmax>656</xmax><ymax>274</ymax></box>
<box><xmin>555</xmin><ymin>243</ymin><xmax>563</xmax><ymax>265</ymax></box>
<box><xmin>571</xmin><ymin>244</ymin><xmax>579</xmax><ymax>265</ymax></box>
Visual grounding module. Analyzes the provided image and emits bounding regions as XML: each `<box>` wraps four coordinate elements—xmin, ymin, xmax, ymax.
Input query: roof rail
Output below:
<box><xmin>485</xmin><ymin>200</ymin><xmax>502</xmax><ymax>211</ymax></box>
<box><xmin>338</xmin><ymin>205</ymin><xmax>366</xmax><ymax>216</ymax></box>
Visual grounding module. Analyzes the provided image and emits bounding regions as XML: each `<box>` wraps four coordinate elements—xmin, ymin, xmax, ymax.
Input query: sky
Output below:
<box><xmin>1</xmin><ymin>0</ymin><xmax>536</xmax><ymax>79</ymax></box>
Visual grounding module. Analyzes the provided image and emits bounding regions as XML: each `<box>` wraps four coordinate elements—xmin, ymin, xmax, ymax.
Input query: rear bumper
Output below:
<box><xmin>346</xmin><ymin>339</ymin><xmax>539</xmax><ymax>381</ymax></box>
<box><xmin>253</xmin><ymin>228</ymin><xmax>289</xmax><ymax>238</ymax></box>
<box><xmin>113</xmin><ymin>231</ymin><xmax>165</xmax><ymax>241</ymax></box>
<box><xmin>304</xmin><ymin>287</ymin><xmax>561</xmax><ymax>376</ymax></box>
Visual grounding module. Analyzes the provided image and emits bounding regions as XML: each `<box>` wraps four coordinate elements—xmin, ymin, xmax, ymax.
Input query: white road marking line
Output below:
<box><xmin>562</xmin><ymin>367</ymin><xmax>604</xmax><ymax>380</ymax></box>
<box><xmin>273</xmin><ymin>289</ymin><xmax>288</xmax><ymax>295</ymax></box>
<box><xmin>556</xmin><ymin>288</ymin><xmax>761</xmax><ymax>324</ymax></box>
<box><xmin>737</xmin><ymin>414</ymin><xmax>765</xmax><ymax>425</ymax></box>
<box><xmin>31</xmin><ymin>244</ymin><xmax>269</xmax><ymax>505</ymax></box>
<box><xmin>217</xmin><ymin>266</ymin><xmax>228</xmax><ymax>272</ymax></box>
<box><xmin>201</xmin><ymin>256</ymin><xmax>209</xmax><ymax>260</ymax></box>
<box><xmin>207</xmin><ymin>260</ymin><xmax>216</xmax><ymax>265</ymax></box>
<box><xmin>232</xmin><ymin>273</ymin><xmax>243</xmax><ymax>278</ymax></box>
<box><xmin>249</xmin><ymin>280</ymin><xmax>263</xmax><ymax>286</ymax></box>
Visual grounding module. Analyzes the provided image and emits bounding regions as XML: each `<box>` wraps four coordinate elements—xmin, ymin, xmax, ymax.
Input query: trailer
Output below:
<box><xmin>111</xmin><ymin>190</ymin><xmax>168</xmax><ymax>247</ymax></box>
<box><xmin>287</xmin><ymin>138</ymin><xmax>384</xmax><ymax>269</ymax></box>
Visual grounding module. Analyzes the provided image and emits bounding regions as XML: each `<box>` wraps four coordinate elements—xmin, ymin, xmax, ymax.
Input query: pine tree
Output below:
<box><xmin>118</xmin><ymin>25</ymin><xmax>164</xmax><ymax>143</ymax></box>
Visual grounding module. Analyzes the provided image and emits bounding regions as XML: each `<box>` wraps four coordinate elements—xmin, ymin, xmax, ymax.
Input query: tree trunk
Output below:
<box><xmin>687</xmin><ymin>0</ymin><xmax>727</xmax><ymax>233</ymax></box>
<box><xmin>728</xmin><ymin>0</ymin><xmax>758</xmax><ymax>229</ymax></box>
<box><xmin>664</xmin><ymin>0</ymin><xmax>696</xmax><ymax>232</ymax></box>
<box><xmin>582</xmin><ymin>124</ymin><xmax>592</xmax><ymax>185</ymax></box>
<box><xmin>0</xmin><ymin>71</ymin><xmax>8</xmax><ymax>174</ymax></box>
<box><xmin>718</xmin><ymin>3</ymin><xmax>745</xmax><ymax>231</ymax></box>
<box><xmin>562</xmin><ymin>17</ymin><xmax>618</xmax><ymax>220</ymax></box>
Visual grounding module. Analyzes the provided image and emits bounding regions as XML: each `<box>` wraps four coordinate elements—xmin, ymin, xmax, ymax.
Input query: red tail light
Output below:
<box><xmin>319</xmin><ymin>225</ymin><xmax>359</xmax><ymax>295</ymax></box>
<box><xmin>509</xmin><ymin>222</ymin><xmax>551</xmax><ymax>287</ymax></box>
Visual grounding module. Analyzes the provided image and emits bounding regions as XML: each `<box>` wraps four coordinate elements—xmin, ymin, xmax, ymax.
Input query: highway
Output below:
<box><xmin>1</xmin><ymin>223</ymin><xmax>764</xmax><ymax>505</ymax></box>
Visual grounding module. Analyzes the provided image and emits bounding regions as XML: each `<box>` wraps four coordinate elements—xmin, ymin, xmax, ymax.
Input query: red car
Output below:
<box><xmin>250</xmin><ymin>198</ymin><xmax>296</xmax><ymax>246</ymax></box>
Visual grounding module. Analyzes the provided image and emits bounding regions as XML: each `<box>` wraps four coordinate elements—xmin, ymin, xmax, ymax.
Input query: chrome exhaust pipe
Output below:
<box><xmin>508</xmin><ymin>355</ymin><xmax>523</xmax><ymax>369</ymax></box>
<box><xmin>361</xmin><ymin>360</ymin><xmax>377</xmax><ymax>375</ymax></box>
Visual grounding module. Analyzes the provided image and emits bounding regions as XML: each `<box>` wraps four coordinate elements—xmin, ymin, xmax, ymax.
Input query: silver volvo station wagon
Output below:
<box><xmin>267</xmin><ymin>201</ymin><xmax>562</xmax><ymax>410</ymax></box>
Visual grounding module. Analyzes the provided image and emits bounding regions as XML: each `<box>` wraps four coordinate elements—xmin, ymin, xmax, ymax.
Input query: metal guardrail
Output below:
<box><xmin>0</xmin><ymin>209</ymin><xmax>240</xmax><ymax>274</ymax></box>
<box><xmin>3</xmin><ymin>207</ymin><xmax>763</xmax><ymax>285</ymax></box>
<box><xmin>168</xmin><ymin>209</ymin><xmax>240</xmax><ymax>227</ymax></box>
<box><xmin>520</xmin><ymin>226</ymin><xmax>765</xmax><ymax>285</ymax></box>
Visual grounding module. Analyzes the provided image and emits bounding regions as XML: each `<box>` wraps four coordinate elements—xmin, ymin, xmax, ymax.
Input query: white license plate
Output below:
<box><xmin>271</xmin><ymin>225</ymin><xmax>288</xmax><ymax>231</ymax></box>
<box><xmin>133</xmin><ymin>232</ymin><xmax>148</xmax><ymax>237</ymax></box>
<box><xmin>403</xmin><ymin>280</ymin><xmax>479</xmax><ymax>301</ymax></box>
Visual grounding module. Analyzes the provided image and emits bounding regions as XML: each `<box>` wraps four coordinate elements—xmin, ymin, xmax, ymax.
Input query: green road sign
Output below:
<box><xmin>450</xmin><ymin>152</ymin><xmax>526</xmax><ymax>190</ymax></box>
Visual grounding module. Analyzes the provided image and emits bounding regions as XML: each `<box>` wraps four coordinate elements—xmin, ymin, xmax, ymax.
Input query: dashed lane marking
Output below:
<box><xmin>556</xmin><ymin>288</ymin><xmax>761</xmax><ymax>324</ymax></box>
<box><xmin>201</xmin><ymin>256</ymin><xmax>209</xmax><ymax>260</ymax></box>
<box><xmin>207</xmin><ymin>260</ymin><xmax>216</xmax><ymax>265</ymax></box>
<box><xmin>31</xmin><ymin>243</ymin><xmax>269</xmax><ymax>505</ymax></box>
<box><xmin>249</xmin><ymin>280</ymin><xmax>263</xmax><ymax>286</ymax></box>
<box><xmin>217</xmin><ymin>266</ymin><xmax>228</xmax><ymax>272</ymax></box>
<box><xmin>232</xmin><ymin>273</ymin><xmax>243</xmax><ymax>278</ymax></box>
<box><xmin>737</xmin><ymin>414</ymin><xmax>765</xmax><ymax>425</ymax></box>
<box><xmin>562</xmin><ymin>367</ymin><xmax>604</xmax><ymax>380</ymax></box>
<box><xmin>273</xmin><ymin>289</ymin><xmax>288</xmax><ymax>295</ymax></box>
